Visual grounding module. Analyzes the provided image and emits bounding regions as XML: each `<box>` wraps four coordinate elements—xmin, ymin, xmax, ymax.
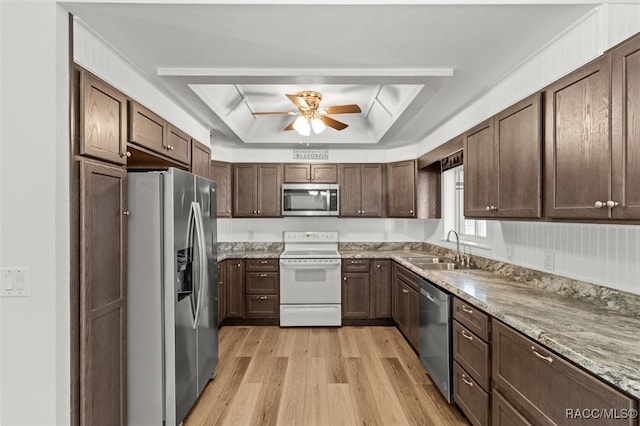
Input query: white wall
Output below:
<box><xmin>422</xmin><ymin>4</ymin><xmax>640</xmax><ymax>296</ymax></box>
<box><xmin>0</xmin><ymin>1</ymin><xmax>70</xmax><ymax>425</ymax></box>
<box><xmin>218</xmin><ymin>217</ymin><xmax>425</xmax><ymax>243</ymax></box>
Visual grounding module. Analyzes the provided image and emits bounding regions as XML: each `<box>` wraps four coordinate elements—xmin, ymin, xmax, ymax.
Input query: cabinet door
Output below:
<box><xmin>218</xmin><ymin>262</ymin><xmax>226</xmax><ymax>324</ymax></box>
<box><xmin>79</xmin><ymin>159</ymin><xmax>127</xmax><ymax>426</ymax></box>
<box><xmin>544</xmin><ymin>55</ymin><xmax>612</xmax><ymax>219</ymax></box>
<box><xmin>387</xmin><ymin>160</ymin><xmax>417</xmax><ymax>217</ymax></box>
<box><xmin>225</xmin><ymin>260</ymin><xmax>245</xmax><ymax>318</ymax></box>
<box><xmin>339</xmin><ymin>164</ymin><xmax>363</xmax><ymax>216</ymax></box>
<box><xmin>407</xmin><ymin>285</ymin><xmax>419</xmax><ymax>350</ymax></box>
<box><xmin>128</xmin><ymin>101</ymin><xmax>167</xmax><ymax>155</ymax></box>
<box><xmin>342</xmin><ymin>273</ymin><xmax>371</xmax><ymax>318</ymax></box>
<box><xmin>612</xmin><ymin>34</ymin><xmax>640</xmax><ymax>219</ymax></box>
<box><xmin>284</xmin><ymin>163</ymin><xmax>311</xmax><ymax>182</ymax></box>
<box><xmin>464</xmin><ymin>119</ymin><xmax>494</xmax><ymax>217</ymax></box>
<box><xmin>210</xmin><ymin>161</ymin><xmax>232</xmax><ymax>218</ymax></box>
<box><xmin>372</xmin><ymin>260</ymin><xmax>392</xmax><ymax>318</ymax></box>
<box><xmin>492</xmin><ymin>390</ymin><xmax>532</xmax><ymax>426</ymax></box>
<box><xmin>233</xmin><ymin>164</ymin><xmax>257</xmax><ymax>217</ymax></box>
<box><xmin>191</xmin><ymin>140</ymin><xmax>211</xmax><ymax>179</ymax></box>
<box><xmin>256</xmin><ymin>163</ymin><xmax>282</xmax><ymax>217</ymax></box>
<box><xmin>361</xmin><ymin>164</ymin><xmax>383</xmax><ymax>217</ymax></box>
<box><xmin>310</xmin><ymin>164</ymin><xmax>337</xmax><ymax>183</ymax></box>
<box><xmin>80</xmin><ymin>72</ymin><xmax>127</xmax><ymax>165</ymax></box>
<box><xmin>494</xmin><ymin>92</ymin><xmax>542</xmax><ymax>218</ymax></box>
<box><xmin>165</xmin><ymin>124</ymin><xmax>191</xmax><ymax>165</ymax></box>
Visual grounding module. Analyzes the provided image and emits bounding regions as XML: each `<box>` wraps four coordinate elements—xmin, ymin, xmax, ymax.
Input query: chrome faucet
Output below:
<box><xmin>446</xmin><ymin>229</ymin><xmax>461</xmax><ymax>262</ymax></box>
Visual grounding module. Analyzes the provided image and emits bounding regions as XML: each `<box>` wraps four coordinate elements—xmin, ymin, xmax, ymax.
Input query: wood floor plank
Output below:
<box><xmin>344</xmin><ymin>357</ymin><xmax>385</xmax><ymax>426</ymax></box>
<box><xmin>276</xmin><ymin>354</ymin><xmax>308</xmax><ymax>426</ymax></box>
<box><xmin>250</xmin><ymin>357</ymin><xmax>288</xmax><ymax>426</ymax></box>
<box><xmin>187</xmin><ymin>326</ymin><xmax>469</xmax><ymax>426</ymax></box>
<box><xmin>220</xmin><ymin>383</ymin><xmax>262</xmax><ymax>426</ymax></box>
<box><xmin>302</xmin><ymin>357</ymin><xmax>331</xmax><ymax>426</ymax></box>
<box><xmin>328</xmin><ymin>383</ymin><xmax>358</xmax><ymax>426</ymax></box>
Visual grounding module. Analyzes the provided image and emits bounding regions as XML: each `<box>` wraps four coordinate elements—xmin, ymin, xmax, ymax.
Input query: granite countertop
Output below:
<box><xmin>219</xmin><ymin>247</ymin><xmax>640</xmax><ymax>398</ymax></box>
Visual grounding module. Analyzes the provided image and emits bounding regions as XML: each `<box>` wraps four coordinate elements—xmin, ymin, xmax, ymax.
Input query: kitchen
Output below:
<box><xmin>1</xmin><ymin>1</ymin><xmax>640</xmax><ymax>426</ymax></box>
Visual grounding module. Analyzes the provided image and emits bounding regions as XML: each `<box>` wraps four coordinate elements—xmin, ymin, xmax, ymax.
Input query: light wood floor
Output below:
<box><xmin>185</xmin><ymin>326</ymin><xmax>469</xmax><ymax>426</ymax></box>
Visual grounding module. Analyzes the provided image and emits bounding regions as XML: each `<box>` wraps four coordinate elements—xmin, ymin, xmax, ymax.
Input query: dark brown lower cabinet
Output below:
<box><xmin>492</xmin><ymin>389</ymin><xmax>532</xmax><ymax>426</ymax></box>
<box><xmin>393</xmin><ymin>263</ymin><xmax>419</xmax><ymax>350</ymax></box>
<box><xmin>453</xmin><ymin>320</ymin><xmax>490</xmax><ymax>391</ymax></box>
<box><xmin>342</xmin><ymin>272</ymin><xmax>371</xmax><ymax>318</ymax></box>
<box><xmin>453</xmin><ymin>362</ymin><xmax>489</xmax><ymax>426</ymax></box>
<box><xmin>492</xmin><ymin>319</ymin><xmax>637</xmax><ymax>425</ymax></box>
<box><xmin>79</xmin><ymin>159</ymin><xmax>127</xmax><ymax>426</ymax></box>
<box><xmin>225</xmin><ymin>260</ymin><xmax>245</xmax><ymax>318</ymax></box>
<box><xmin>244</xmin><ymin>295</ymin><xmax>279</xmax><ymax>318</ymax></box>
<box><xmin>372</xmin><ymin>260</ymin><xmax>392</xmax><ymax>318</ymax></box>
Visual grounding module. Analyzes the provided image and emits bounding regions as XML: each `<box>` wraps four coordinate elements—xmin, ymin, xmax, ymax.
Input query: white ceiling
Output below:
<box><xmin>63</xmin><ymin>1</ymin><xmax>598</xmax><ymax>149</ymax></box>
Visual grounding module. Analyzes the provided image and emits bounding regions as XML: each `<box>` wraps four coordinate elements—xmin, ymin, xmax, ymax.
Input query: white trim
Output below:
<box><xmin>157</xmin><ymin>67</ymin><xmax>454</xmax><ymax>77</ymax></box>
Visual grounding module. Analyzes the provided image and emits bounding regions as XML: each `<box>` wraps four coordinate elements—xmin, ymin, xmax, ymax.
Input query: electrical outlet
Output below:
<box><xmin>543</xmin><ymin>251</ymin><xmax>555</xmax><ymax>271</ymax></box>
<box><xmin>506</xmin><ymin>244</ymin><xmax>514</xmax><ymax>261</ymax></box>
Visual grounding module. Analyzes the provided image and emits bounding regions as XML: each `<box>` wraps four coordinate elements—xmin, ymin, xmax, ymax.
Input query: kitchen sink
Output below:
<box><xmin>419</xmin><ymin>262</ymin><xmax>459</xmax><ymax>270</ymax></box>
<box><xmin>403</xmin><ymin>255</ymin><xmax>465</xmax><ymax>270</ymax></box>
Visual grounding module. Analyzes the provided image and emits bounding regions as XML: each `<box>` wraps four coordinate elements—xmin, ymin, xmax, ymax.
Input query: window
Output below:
<box><xmin>442</xmin><ymin>165</ymin><xmax>489</xmax><ymax>245</ymax></box>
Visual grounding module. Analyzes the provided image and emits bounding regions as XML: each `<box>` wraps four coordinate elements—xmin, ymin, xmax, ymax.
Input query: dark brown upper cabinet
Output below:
<box><xmin>165</xmin><ymin>124</ymin><xmax>191</xmax><ymax>165</ymax></box>
<box><xmin>128</xmin><ymin>100</ymin><xmax>168</xmax><ymax>156</ymax></box>
<box><xmin>339</xmin><ymin>164</ymin><xmax>383</xmax><ymax>217</ymax></box>
<box><xmin>387</xmin><ymin>160</ymin><xmax>417</xmax><ymax>217</ymax></box>
<box><xmin>190</xmin><ymin>139</ymin><xmax>211</xmax><ymax>179</ymax></box>
<box><xmin>464</xmin><ymin>93</ymin><xmax>542</xmax><ymax>219</ymax></box>
<box><xmin>612</xmin><ymin>34</ymin><xmax>640</xmax><ymax>219</ymax></box>
<box><xmin>210</xmin><ymin>161</ymin><xmax>232</xmax><ymax>218</ymax></box>
<box><xmin>233</xmin><ymin>163</ymin><xmax>282</xmax><ymax>217</ymax></box>
<box><xmin>80</xmin><ymin>71</ymin><xmax>127</xmax><ymax>165</ymax></box>
<box><xmin>284</xmin><ymin>163</ymin><xmax>337</xmax><ymax>183</ymax></box>
<box><xmin>544</xmin><ymin>55</ymin><xmax>612</xmax><ymax>219</ymax></box>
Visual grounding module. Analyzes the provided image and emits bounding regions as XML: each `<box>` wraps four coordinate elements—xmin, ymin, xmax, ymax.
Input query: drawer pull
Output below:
<box><xmin>376</xmin><ymin>264</ymin><xmax>381</xmax><ymax>268</ymax></box>
<box><xmin>258</xmin><ymin>296</ymin><xmax>268</xmax><ymax>300</ymax></box>
<box><xmin>237</xmin><ymin>263</ymin><xmax>241</xmax><ymax>268</ymax></box>
<box><xmin>260</xmin><ymin>260</ymin><xmax>268</xmax><ymax>264</ymax></box>
<box><xmin>461</xmin><ymin>306</ymin><xmax>474</xmax><ymax>314</ymax></box>
<box><xmin>532</xmin><ymin>346</ymin><xmax>553</xmax><ymax>363</ymax></box>
<box><xmin>461</xmin><ymin>330</ymin><xmax>474</xmax><ymax>341</ymax></box>
<box><xmin>461</xmin><ymin>374</ymin><xmax>474</xmax><ymax>387</ymax></box>
<box><xmin>259</xmin><ymin>274</ymin><xmax>268</xmax><ymax>277</ymax></box>
<box><xmin>402</xmin><ymin>289</ymin><xmax>409</xmax><ymax>294</ymax></box>
<box><xmin>351</xmin><ymin>261</ymin><xmax>363</xmax><ymax>264</ymax></box>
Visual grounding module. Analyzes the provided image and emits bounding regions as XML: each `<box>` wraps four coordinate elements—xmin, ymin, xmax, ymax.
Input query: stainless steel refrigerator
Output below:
<box><xmin>127</xmin><ymin>168</ymin><xmax>218</xmax><ymax>425</ymax></box>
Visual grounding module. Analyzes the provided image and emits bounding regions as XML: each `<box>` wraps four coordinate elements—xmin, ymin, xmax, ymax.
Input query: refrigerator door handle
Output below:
<box><xmin>192</xmin><ymin>201</ymin><xmax>207</xmax><ymax>329</ymax></box>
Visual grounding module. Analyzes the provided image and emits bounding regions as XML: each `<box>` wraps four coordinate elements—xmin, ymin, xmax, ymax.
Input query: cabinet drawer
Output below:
<box><xmin>128</xmin><ymin>100</ymin><xmax>166</xmax><ymax>154</ymax></box>
<box><xmin>453</xmin><ymin>320</ymin><xmax>490</xmax><ymax>391</ymax></box>
<box><xmin>244</xmin><ymin>295</ymin><xmax>279</xmax><ymax>318</ymax></box>
<box><xmin>453</xmin><ymin>298</ymin><xmax>489</xmax><ymax>341</ymax></box>
<box><xmin>342</xmin><ymin>259</ymin><xmax>370</xmax><ymax>272</ymax></box>
<box><xmin>453</xmin><ymin>362</ymin><xmax>489</xmax><ymax>426</ymax></box>
<box><xmin>245</xmin><ymin>272</ymin><xmax>279</xmax><ymax>294</ymax></box>
<box><xmin>395</xmin><ymin>263</ymin><xmax>420</xmax><ymax>291</ymax></box>
<box><xmin>492</xmin><ymin>389</ymin><xmax>532</xmax><ymax>426</ymax></box>
<box><xmin>492</xmin><ymin>319</ymin><xmax>637</xmax><ymax>425</ymax></box>
<box><xmin>245</xmin><ymin>259</ymin><xmax>279</xmax><ymax>272</ymax></box>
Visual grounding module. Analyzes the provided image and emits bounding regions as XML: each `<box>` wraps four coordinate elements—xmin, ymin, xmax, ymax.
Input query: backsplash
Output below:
<box><xmin>217</xmin><ymin>218</ymin><xmax>426</xmax><ymax>243</ymax></box>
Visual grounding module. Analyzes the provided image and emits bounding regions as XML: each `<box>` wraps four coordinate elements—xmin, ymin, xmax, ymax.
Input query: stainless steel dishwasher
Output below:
<box><xmin>419</xmin><ymin>277</ymin><xmax>453</xmax><ymax>402</ymax></box>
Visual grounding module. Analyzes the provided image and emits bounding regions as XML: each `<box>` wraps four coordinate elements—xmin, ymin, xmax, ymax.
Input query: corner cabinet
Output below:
<box><xmin>339</xmin><ymin>164</ymin><xmax>383</xmax><ymax>217</ymax></box>
<box><xmin>387</xmin><ymin>160</ymin><xmax>417</xmax><ymax>217</ymax></box>
<box><xmin>79</xmin><ymin>71</ymin><xmax>127</xmax><ymax>165</ymax></box>
<box><xmin>544</xmin><ymin>55</ymin><xmax>612</xmax><ymax>219</ymax></box>
<box><xmin>210</xmin><ymin>161</ymin><xmax>233</xmax><ymax>218</ymax></box>
<box><xmin>233</xmin><ymin>163</ymin><xmax>282</xmax><ymax>217</ymax></box>
<box><xmin>465</xmin><ymin>93</ymin><xmax>542</xmax><ymax>219</ymax></box>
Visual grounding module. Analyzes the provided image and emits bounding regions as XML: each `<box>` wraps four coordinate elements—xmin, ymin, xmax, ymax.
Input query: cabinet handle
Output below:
<box><xmin>357</xmin><ymin>210</ymin><xmax>362</xmax><ymax>214</ymax></box>
<box><xmin>594</xmin><ymin>201</ymin><xmax>606</xmax><ymax>208</ymax></box>
<box><xmin>376</xmin><ymin>264</ymin><xmax>381</xmax><ymax>268</ymax></box>
<box><xmin>531</xmin><ymin>346</ymin><xmax>553</xmax><ymax>363</ymax></box>
<box><xmin>260</xmin><ymin>260</ymin><xmax>268</xmax><ymax>264</ymax></box>
<box><xmin>126</xmin><ymin>151</ymin><xmax>131</xmax><ymax>158</ymax></box>
<box><xmin>402</xmin><ymin>289</ymin><xmax>409</xmax><ymax>294</ymax></box>
<box><xmin>486</xmin><ymin>206</ymin><xmax>492</xmax><ymax>211</ymax></box>
<box><xmin>259</xmin><ymin>296</ymin><xmax>268</xmax><ymax>300</ymax></box>
<box><xmin>253</xmin><ymin>210</ymin><xmax>257</xmax><ymax>214</ymax></box>
<box><xmin>257</xmin><ymin>210</ymin><xmax>261</xmax><ymax>214</ymax></box>
<box><xmin>361</xmin><ymin>210</ymin><xmax>365</xmax><ymax>214</ymax></box>
<box><xmin>259</xmin><ymin>273</ymin><xmax>268</xmax><ymax>277</ymax></box>
<box><xmin>461</xmin><ymin>330</ymin><xmax>474</xmax><ymax>341</ymax></box>
<box><xmin>344</xmin><ymin>277</ymin><xmax>347</xmax><ymax>281</ymax></box>
<box><xmin>606</xmin><ymin>200</ymin><xmax>619</xmax><ymax>208</ymax></box>
<box><xmin>227</xmin><ymin>210</ymin><xmax>231</xmax><ymax>214</ymax></box>
<box><xmin>122</xmin><ymin>211</ymin><xmax>130</xmax><ymax>216</ymax></box>
<box><xmin>461</xmin><ymin>374</ymin><xmax>474</xmax><ymax>387</ymax></box>
<box><xmin>409</xmin><ymin>210</ymin><xmax>414</xmax><ymax>214</ymax></box>
<box><xmin>237</xmin><ymin>263</ymin><xmax>241</xmax><ymax>268</ymax></box>
<box><xmin>351</xmin><ymin>261</ymin><xmax>362</xmax><ymax>264</ymax></box>
<box><xmin>170</xmin><ymin>145</ymin><xmax>175</xmax><ymax>151</ymax></box>
<box><xmin>461</xmin><ymin>306</ymin><xmax>473</xmax><ymax>314</ymax></box>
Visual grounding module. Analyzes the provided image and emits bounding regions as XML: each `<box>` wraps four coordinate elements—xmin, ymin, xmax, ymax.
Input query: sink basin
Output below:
<box><xmin>404</xmin><ymin>256</ymin><xmax>442</xmax><ymax>264</ymax></box>
<box><xmin>419</xmin><ymin>262</ymin><xmax>459</xmax><ymax>270</ymax></box>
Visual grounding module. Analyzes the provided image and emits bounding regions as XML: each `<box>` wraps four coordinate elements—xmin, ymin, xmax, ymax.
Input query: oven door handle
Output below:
<box><xmin>279</xmin><ymin>260</ymin><xmax>342</xmax><ymax>268</ymax></box>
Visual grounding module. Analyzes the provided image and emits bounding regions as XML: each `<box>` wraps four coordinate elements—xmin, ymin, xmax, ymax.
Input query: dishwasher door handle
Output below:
<box><xmin>421</xmin><ymin>288</ymin><xmax>437</xmax><ymax>304</ymax></box>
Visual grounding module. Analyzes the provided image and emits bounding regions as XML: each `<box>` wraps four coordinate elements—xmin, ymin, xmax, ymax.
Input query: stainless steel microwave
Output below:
<box><xmin>281</xmin><ymin>184</ymin><xmax>339</xmax><ymax>216</ymax></box>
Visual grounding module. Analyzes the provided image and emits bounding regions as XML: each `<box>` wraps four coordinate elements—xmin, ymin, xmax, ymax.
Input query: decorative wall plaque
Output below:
<box><xmin>293</xmin><ymin>149</ymin><xmax>329</xmax><ymax>160</ymax></box>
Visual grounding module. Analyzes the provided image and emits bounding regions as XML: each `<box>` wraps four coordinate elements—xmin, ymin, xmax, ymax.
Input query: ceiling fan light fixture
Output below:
<box><xmin>311</xmin><ymin>117</ymin><xmax>326</xmax><ymax>134</ymax></box>
<box><xmin>293</xmin><ymin>116</ymin><xmax>311</xmax><ymax>136</ymax></box>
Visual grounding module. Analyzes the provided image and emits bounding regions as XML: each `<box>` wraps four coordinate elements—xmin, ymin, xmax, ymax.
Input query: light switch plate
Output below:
<box><xmin>543</xmin><ymin>251</ymin><xmax>555</xmax><ymax>271</ymax></box>
<box><xmin>1</xmin><ymin>267</ymin><xmax>31</xmax><ymax>297</ymax></box>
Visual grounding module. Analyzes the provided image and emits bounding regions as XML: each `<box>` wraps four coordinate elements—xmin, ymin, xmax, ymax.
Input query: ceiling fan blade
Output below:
<box><xmin>321</xmin><ymin>104</ymin><xmax>362</xmax><ymax>115</ymax></box>
<box><xmin>320</xmin><ymin>115</ymin><xmax>348</xmax><ymax>131</ymax></box>
<box><xmin>284</xmin><ymin>119</ymin><xmax>297</xmax><ymax>131</ymax></box>
<box><xmin>251</xmin><ymin>111</ymin><xmax>297</xmax><ymax>116</ymax></box>
<box><xmin>286</xmin><ymin>93</ymin><xmax>310</xmax><ymax>110</ymax></box>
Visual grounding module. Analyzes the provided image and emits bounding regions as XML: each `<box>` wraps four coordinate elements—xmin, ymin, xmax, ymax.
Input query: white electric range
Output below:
<box><xmin>279</xmin><ymin>232</ymin><xmax>342</xmax><ymax>326</ymax></box>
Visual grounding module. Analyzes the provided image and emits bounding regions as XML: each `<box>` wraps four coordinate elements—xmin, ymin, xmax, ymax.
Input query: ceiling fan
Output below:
<box><xmin>251</xmin><ymin>90</ymin><xmax>361</xmax><ymax>135</ymax></box>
